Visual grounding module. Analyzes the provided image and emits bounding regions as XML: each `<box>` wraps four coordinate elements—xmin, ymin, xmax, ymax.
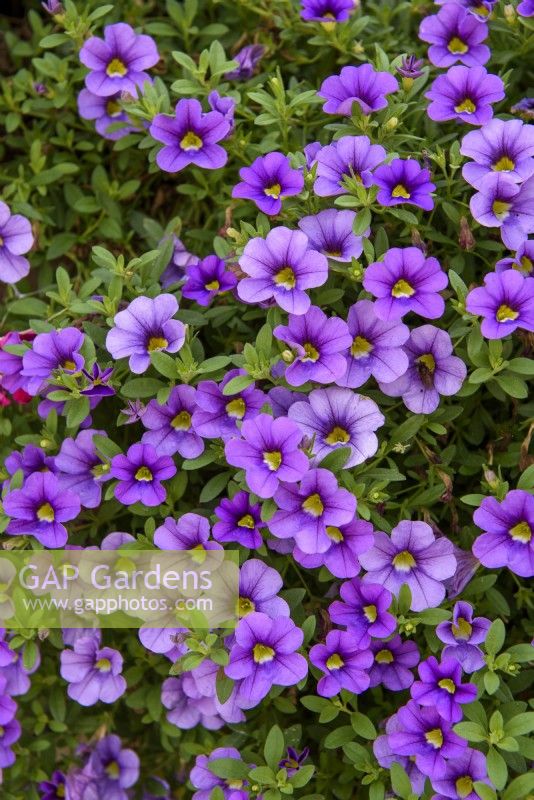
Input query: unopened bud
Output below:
<box><xmin>459</xmin><ymin>216</ymin><xmax>476</xmax><ymax>251</ymax></box>
<box><xmin>281</xmin><ymin>349</ymin><xmax>294</xmax><ymax>364</ymax></box>
<box><xmin>385</xmin><ymin>116</ymin><xmax>398</xmax><ymax>131</ymax></box>
<box><xmin>504</xmin><ymin>4</ymin><xmax>516</xmax><ymax>22</ymax></box>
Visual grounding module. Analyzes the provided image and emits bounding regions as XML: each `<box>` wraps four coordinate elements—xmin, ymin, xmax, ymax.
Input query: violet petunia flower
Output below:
<box><xmin>318</xmin><ymin>64</ymin><xmax>398</xmax><ymax>116</ymax></box>
<box><xmin>162</xmin><ymin>666</ymin><xmax>243</xmax><ymax>730</ymax></box>
<box><xmin>182</xmin><ymin>255</ymin><xmax>237</xmax><ymax>306</ymax></box>
<box><xmin>60</xmin><ymin>636</ymin><xmax>127</xmax><ymax>706</ymax></box>
<box><xmin>110</xmin><ymin>442</ymin><xmax>176</xmax><ymax>507</ymax></box>
<box><xmin>54</xmin><ymin>428</ymin><xmax>112</xmax><ymax>508</ymax></box>
<box><xmin>213</xmin><ymin>490</ymin><xmax>265</xmax><ymax>549</ymax></box>
<box><xmin>368</xmin><ymin>636</ymin><xmax>420</xmax><ymax>691</ymax></box>
<box><xmin>77</xmin><ymin>89</ymin><xmax>134</xmax><ymax>140</ymax></box>
<box><xmin>469</xmin><ymin>173</ymin><xmax>534</xmax><ymax>249</ymax></box>
<box><xmin>237</xmin><ymin>226</ymin><xmax>328</xmax><ymax>315</ymax></box>
<box><xmin>373</xmin><ymin>159</ymin><xmax>436</xmax><ymax>211</ymax></box>
<box><xmin>225</xmin><ymin>44</ymin><xmax>265</xmax><ymax>80</ymax></box>
<box><xmin>397</xmin><ymin>55</ymin><xmax>425</xmax><ymax>84</ymax></box>
<box><xmin>5</xmin><ymin>444</ymin><xmax>55</xmax><ymax>480</ymax></box>
<box><xmin>434</xmin><ymin>0</ymin><xmax>497</xmax><ymax>17</ymax></box>
<box><xmin>141</xmin><ymin>384</ymin><xmax>204</xmax><ymax>458</ymax></box>
<box><xmin>363</xmin><ymin>247</ymin><xmax>447</xmax><ymax>320</ymax></box>
<box><xmin>269</xmin><ymin>467</ymin><xmax>357</xmax><ymax>554</ymax></box>
<box><xmin>225</xmin><ymin>413</ymin><xmax>309</xmax><ymax>498</ymax></box>
<box><xmin>465</xmin><ymin>270</ymin><xmax>534</xmax><ymax>339</ymax></box>
<box><xmin>460</xmin><ymin>119</ymin><xmax>534</xmax><ymax>189</ymax></box>
<box><xmin>472</xmin><ymin>489</ymin><xmax>534</xmax><ymax>577</ymax></box>
<box><xmin>225</xmin><ymin>612</ymin><xmax>308</xmax><ymax>709</ymax></box>
<box><xmin>21</xmin><ymin>327</ymin><xmax>84</xmax><ymax>395</ymax></box>
<box><xmin>293</xmin><ymin>517</ymin><xmax>375</xmax><ymax>578</ymax></box>
<box><xmin>411</xmin><ymin>656</ymin><xmax>477</xmax><ymax>722</ymax></box>
<box><xmin>374</xmin><ymin>715</ymin><xmax>426</xmax><ymax>795</ymax></box>
<box><xmin>0</xmin><ymin>331</ymin><xmax>33</xmax><ymax>397</ymax></box>
<box><xmin>360</xmin><ymin>520</ymin><xmax>457</xmax><ymax>612</ymax></box>
<box><xmin>150</xmin><ymin>99</ymin><xmax>230</xmax><ymax>173</ymax></box>
<box><xmin>314</xmin><ymin>135</ymin><xmax>386</xmax><ymax>196</ymax></box>
<box><xmin>379</xmin><ymin>325</ymin><xmax>467</xmax><ymax>415</ymax></box>
<box><xmin>192</xmin><ymin>370</ymin><xmax>266</xmax><ymax>440</ymax></box>
<box><xmin>300</xmin><ymin>0</ymin><xmax>355</xmax><ymax>22</ymax></box>
<box><xmin>274</xmin><ymin>305</ymin><xmax>352</xmax><ymax>386</ymax></box>
<box><xmin>88</xmin><ymin>735</ymin><xmax>139</xmax><ymax>799</ymax></box>
<box><xmin>425</xmin><ymin>65</ymin><xmax>505</xmax><ymax>125</ymax></box>
<box><xmin>38</xmin><ymin>771</ymin><xmax>67</xmax><ymax>800</ymax></box>
<box><xmin>0</xmin><ymin>716</ymin><xmax>21</xmax><ymax>768</ymax></box>
<box><xmin>518</xmin><ymin>0</ymin><xmax>534</xmax><ymax>14</ymax></box>
<box><xmin>81</xmin><ymin>363</ymin><xmax>115</xmax><ymax>397</ymax></box>
<box><xmin>418</xmin><ymin>4</ymin><xmax>490</xmax><ymax>67</ymax></box>
<box><xmin>511</xmin><ymin>97</ymin><xmax>534</xmax><ymax>120</ymax></box>
<box><xmin>190</xmin><ymin>747</ymin><xmax>249</xmax><ymax>800</ymax></box>
<box><xmin>431</xmin><ymin>748</ymin><xmax>492</xmax><ymax>800</ymax></box>
<box><xmin>337</xmin><ymin>299</ymin><xmax>410</xmax><ymax>388</ymax></box>
<box><xmin>309</xmin><ymin>629</ymin><xmax>372</xmax><ymax>697</ymax></box>
<box><xmin>232</xmin><ymin>152</ymin><xmax>304</xmax><ymax>215</ymax></box>
<box><xmin>237</xmin><ymin>559</ymin><xmax>289</xmax><ymax>619</ymax></box>
<box><xmin>0</xmin><ymin>201</ymin><xmax>34</xmax><ymax>284</ymax></box>
<box><xmin>208</xmin><ymin>90</ymin><xmax>236</xmax><ymax>130</ymax></box>
<box><xmin>279</xmin><ymin>747</ymin><xmax>310</xmax><ymax>777</ymax></box>
<box><xmin>287</xmin><ymin>387</ymin><xmax>384</xmax><ymax>467</ymax></box>
<box><xmin>436</xmin><ymin>601</ymin><xmax>491</xmax><ymax>673</ymax></box>
<box><xmin>154</xmin><ymin>512</ymin><xmax>220</xmax><ymax>552</ymax></box>
<box><xmin>4</xmin><ymin>471</ymin><xmax>80</xmax><ymax>548</ymax></box>
<box><xmin>160</xmin><ymin>236</ymin><xmax>200</xmax><ymax>288</ymax></box>
<box><xmin>495</xmin><ymin>238</ymin><xmax>534</xmax><ymax>275</ymax></box>
<box><xmin>328</xmin><ymin>577</ymin><xmax>396</xmax><ymax>647</ymax></box>
<box><xmin>105</xmin><ymin>294</ymin><xmax>185</xmax><ymax>374</ymax></box>
<box><xmin>298</xmin><ymin>209</ymin><xmax>365</xmax><ymax>261</ymax></box>
<box><xmin>79</xmin><ymin>23</ymin><xmax>159</xmax><ymax>97</ymax></box>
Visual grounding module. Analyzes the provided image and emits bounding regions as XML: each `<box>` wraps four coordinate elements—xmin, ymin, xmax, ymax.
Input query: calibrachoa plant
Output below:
<box><xmin>0</xmin><ymin>1</ymin><xmax>533</xmax><ymax>799</ymax></box>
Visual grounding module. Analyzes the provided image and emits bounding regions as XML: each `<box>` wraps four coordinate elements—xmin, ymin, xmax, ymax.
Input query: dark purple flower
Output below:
<box><xmin>466</xmin><ymin>270</ymin><xmax>534</xmax><ymax>339</ymax></box>
<box><xmin>21</xmin><ymin>327</ymin><xmax>84</xmax><ymax>395</ymax></box>
<box><xmin>469</xmin><ymin>173</ymin><xmax>534</xmax><ymax>249</ymax></box>
<box><xmin>328</xmin><ymin>577</ymin><xmax>396</xmax><ymax>646</ymax></box>
<box><xmin>0</xmin><ymin>201</ymin><xmax>33</xmax><ymax>284</ymax></box>
<box><xmin>274</xmin><ymin>305</ymin><xmax>352</xmax><ymax>386</ymax></box>
<box><xmin>190</xmin><ymin>747</ymin><xmax>249</xmax><ymax>800</ymax></box>
<box><xmin>5</xmin><ymin>444</ymin><xmax>55</xmax><ymax>480</ymax></box>
<box><xmin>298</xmin><ymin>209</ymin><xmax>365</xmax><ymax>261</ymax></box>
<box><xmin>213</xmin><ymin>490</ymin><xmax>265</xmax><ymax>549</ymax></box>
<box><xmin>279</xmin><ymin>747</ymin><xmax>310</xmax><ymax>776</ymax></box>
<box><xmin>110</xmin><ymin>442</ymin><xmax>176</xmax><ymax>506</ymax></box>
<box><xmin>310</xmin><ymin>629</ymin><xmax>372</xmax><ymax>696</ymax></box>
<box><xmin>237</xmin><ymin>226</ymin><xmax>328</xmax><ymax>314</ymax></box>
<box><xmin>232</xmin><ymin>152</ymin><xmax>304</xmax><ymax>215</ymax></box>
<box><xmin>88</xmin><ymin>735</ymin><xmax>139</xmax><ymax>798</ymax></box>
<box><xmin>150</xmin><ymin>99</ymin><xmax>230</xmax><ymax>173</ymax></box>
<box><xmin>54</xmin><ymin>428</ymin><xmax>112</xmax><ymax>508</ymax></box>
<box><xmin>238</xmin><ymin>559</ymin><xmax>289</xmax><ymax>619</ymax></box>
<box><xmin>364</xmin><ymin>247</ymin><xmax>447</xmax><ymax>319</ymax></box>
<box><xmin>77</xmin><ymin>89</ymin><xmax>134</xmax><ymax>140</ymax></box>
<box><xmin>373</xmin><ymin>159</ymin><xmax>436</xmax><ymax>211</ymax></box>
<box><xmin>160</xmin><ymin>236</ymin><xmax>199</xmax><ymax>288</ymax></box>
<box><xmin>225</xmin><ymin>612</ymin><xmax>308</xmax><ymax>708</ymax></box>
<box><xmin>431</xmin><ymin>748</ymin><xmax>492</xmax><ymax>800</ymax></box>
<box><xmin>208</xmin><ymin>90</ymin><xmax>236</xmax><ymax>130</ymax></box>
<box><xmin>293</xmin><ymin>517</ymin><xmax>375</xmax><ymax>578</ymax></box>
<box><xmin>4</xmin><ymin>471</ymin><xmax>80</xmax><ymax>547</ymax></box>
<box><xmin>397</xmin><ymin>55</ymin><xmax>425</xmax><ymax>83</ymax></box>
<box><xmin>81</xmin><ymin>363</ymin><xmax>115</xmax><ymax>397</ymax></box>
<box><xmin>425</xmin><ymin>65</ymin><xmax>505</xmax><ymax>125</ymax></box>
<box><xmin>360</xmin><ymin>520</ymin><xmax>457</xmax><ymax>612</ymax></box>
<box><xmin>460</xmin><ymin>119</ymin><xmax>534</xmax><ymax>189</ymax></box>
<box><xmin>436</xmin><ymin>601</ymin><xmax>491</xmax><ymax>672</ymax></box>
<box><xmin>368</xmin><ymin>636</ymin><xmax>420</xmax><ymax>691</ymax></box>
<box><xmin>314</xmin><ymin>135</ymin><xmax>386</xmax><ymax>196</ymax></box>
<box><xmin>154</xmin><ymin>513</ymin><xmax>220</xmax><ymax>552</ymax></box>
<box><xmin>225</xmin><ymin>413</ymin><xmax>309</xmax><ymax>498</ymax></box>
<box><xmin>192</xmin><ymin>370</ymin><xmax>266</xmax><ymax>439</ymax></box>
<box><xmin>141</xmin><ymin>385</ymin><xmax>204</xmax><ymax>458</ymax></box>
<box><xmin>472</xmin><ymin>489</ymin><xmax>534</xmax><ymax>577</ymax></box>
<box><xmin>106</xmin><ymin>294</ymin><xmax>185</xmax><ymax>374</ymax></box>
<box><xmin>318</xmin><ymin>64</ymin><xmax>398</xmax><ymax>116</ymax></box>
<box><xmin>79</xmin><ymin>23</ymin><xmax>159</xmax><ymax>97</ymax></box>
<box><xmin>225</xmin><ymin>44</ymin><xmax>265</xmax><ymax>80</ymax></box>
<box><xmin>411</xmin><ymin>656</ymin><xmax>477</xmax><ymax>722</ymax></box>
<box><xmin>38</xmin><ymin>771</ymin><xmax>67</xmax><ymax>800</ymax></box>
<box><xmin>60</xmin><ymin>637</ymin><xmax>126</xmax><ymax>706</ymax></box>
<box><xmin>300</xmin><ymin>0</ymin><xmax>355</xmax><ymax>22</ymax></box>
<box><xmin>182</xmin><ymin>255</ymin><xmax>237</xmax><ymax>306</ymax></box>
<box><xmin>496</xmin><ymin>238</ymin><xmax>534</xmax><ymax>275</ymax></box>
<box><xmin>379</xmin><ymin>325</ymin><xmax>467</xmax><ymax>415</ymax></box>
<box><xmin>419</xmin><ymin>4</ymin><xmax>490</xmax><ymax>67</ymax></box>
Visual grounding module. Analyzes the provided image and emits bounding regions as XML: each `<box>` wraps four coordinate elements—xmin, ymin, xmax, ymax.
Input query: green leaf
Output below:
<box><xmin>486</xmin><ymin>746</ymin><xmax>507</xmax><ymax>791</ymax></box>
<box><xmin>390</xmin><ymin>763</ymin><xmax>412</xmax><ymax>800</ymax></box>
<box><xmin>199</xmin><ymin>472</ymin><xmax>230</xmax><ymax>503</ymax></box>
<box><xmin>248</xmin><ymin>766</ymin><xmax>276</xmax><ymax>785</ymax></box>
<box><xmin>502</xmin><ymin>773</ymin><xmax>534</xmax><ymax>800</ymax></box>
<box><xmin>150</xmin><ymin>351</ymin><xmax>177</xmax><ymax>379</ymax></box>
<box><xmin>208</xmin><ymin>758</ymin><xmax>250</xmax><ymax>781</ymax></box>
<box><xmin>453</xmin><ymin>721</ymin><xmax>487</xmax><ymax>743</ymax></box>
<box><xmin>121</xmin><ymin>378</ymin><xmax>165</xmax><ymax>399</ymax></box>
<box><xmin>264</xmin><ymin>725</ymin><xmax>285</xmax><ymax>770</ymax></box>
<box><xmin>8</xmin><ymin>298</ymin><xmax>48</xmax><ymax>316</ymax></box>
<box><xmin>484</xmin><ymin>671</ymin><xmax>500</xmax><ymax>695</ymax></box>
<box><xmin>485</xmin><ymin>619</ymin><xmax>505</xmax><ymax>656</ymax></box>
<box><xmin>350</xmin><ymin>711</ymin><xmax>376</xmax><ymax>739</ymax></box>
<box><xmin>318</xmin><ymin>447</ymin><xmax>351</xmax><ymax>471</ymax></box>
<box><xmin>289</xmin><ymin>765</ymin><xmax>315</xmax><ymax>788</ymax></box>
<box><xmin>504</xmin><ymin>712</ymin><xmax>534</xmax><ymax>737</ymax></box>
<box><xmin>324</xmin><ymin>725</ymin><xmax>354</xmax><ymax>749</ymax></box>
<box><xmin>222</xmin><ymin>374</ymin><xmax>255</xmax><ymax>395</ymax></box>
<box><xmin>397</xmin><ymin>583</ymin><xmax>412</xmax><ymax>615</ymax></box>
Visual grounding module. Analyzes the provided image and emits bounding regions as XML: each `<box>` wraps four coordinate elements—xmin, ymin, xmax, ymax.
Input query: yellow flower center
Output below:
<box><xmin>363</xmin><ymin>604</ymin><xmax>377</xmax><ymax>623</ymax></box>
<box><xmin>253</xmin><ymin>643</ymin><xmax>275</xmax><ymax>663</ymax></box>
<box><xmin>91</xmin><ymin>463</ymin><xmax>110</xmax><ymax>478</ymax></box>
<box><xmin>392</xmin><ymin>550</ymin><xmax>416</xmax><ymax>571</ymax></box>
<box><xmin>238</xmin><ymin>514</ymin><xmax>255</xmax><ymax>529</ymax></box>
<box><xmin>375</xmin><ymin>649</ymin><xmax>394</xmax><ymax>664</ymax></box>
<box><xmin>106</xmin><ymin>100</ymin><xmax>122</xmax><ymax>117</ymax></box>
<box><xmin>438</xmin><ymin>678</ymin><xmax>456</xmax><ymax>694</ymax></box>
<box><xmin>325</xmin><ymin>426</ymin><xmax>350</xmax><ymax>445</ymax></box>
<box><xmin>303</xmin><ymin>342</ymin><xmax>319</xmax><ymax>361</ymax></box>
<box><xmin>237</xmin><ymin>596</ymin><xmax>255</xmax><ymax>617</ymax></box>
<box><xmin>326</xmin><ymin>249</ymin><xmax>342</xmax><ymax>257</ymax></box>
<box><xmin>226</xmin><ymin>397</ymin><xmax>246</xmax><ymax>419</ymax></box>
<box><xmin>451</xmin><ymin>617</ymin><xmax>473</xmax><ymax>639</ymax></box>
<box><xmin>391</xmin><ymin>184</ymin><xmax>411</xmax><ymax>199</ymax></box>
<box><xmin>106</xmin><ymin>58</ymin><xmax>127</xmax><ymax>77</ymax></box>
<box><xmin>509</xmin><ymin>520</ymin><xmax>532</xmax><ymax>542</ymax></box>
<box><xmin>264</xmin><ymin>182</ymin><xmax>282</xmax><ymax>198</ymax></box>
<box><xmin>105</xmin><ymin>761</ymin><xmax>120</xmax><ymax>779</ymax></box>
<box><xmin>57</xmin><ymin>786</ymin><xmax>66</xmax><ymax>798</ymax></box>
<box><xmin>496</xmin><ymin>303</ymin><xmax>518</xmax><ymax>322</ymax></box>
<box><xmin>171</xmin><ymin>410</ymin><xmax>191</xmax><ymax>430</ymax></box>
<box><xmin>326</xmin><ymin>525</ymin><xmax>344</xmax><ymax>543</ymax></box>
<box><xmin>274</xmin><ymin>267</ymin><xmax>296</xmax><ymax>289</ymax></box>
<box><xmin>37</xmin><ymin>502</ymin><xmax>55</xmax><ymax>522</ymax></box>
<box><xmin>493</xmin><ymin>155</ymin><xmax>515</xmax><ymax>172</ymax></box>
<box><xmin>96</xmin><ymin>658</ymin><xmax>112</xmax><ymax>672</ymax></box>
<box><xmin>392</xmin><ymin>278</ymin><xmax>415</xmax><ymax>298</ymax></box>
<box><xmin>425</xmin><ymin>728</ymin><xmax>444</xmax><ymax>749</ymax></box>
<box><xmin>351</xmin><ymin>336</ymin><xmax>373</xmax><ymax>358</ymax></box>
<box><xmin>454</xmin><ymin>98</ymin><xmax>476</xmax><ymax>114</ymax></box>
<box><xmin>263</xmin><ymin>450</ymin><xmax>282</xmax><ymax>471</ymax></box>
<box><xmin>492</xmin><ymin>200</ymin><xmax>511</xmax><ymax>220</ymax></box>
<box><xmin>63</xmin><ymin>359</ymin><xmax>76</xmax><ymax>370</ymax></box>
<box><xmin>448</xmin><ymin>36</ymin><xmax>468</xmax><ymax>54</ymax></box>
<box><xmin>135</xmin><ymin>466</ymin><xmax>153</xmax><ymax>482</ymax></box>
<box><xmin>456</xmin><ymin>777</ymin><xmax>474</xmax><ymax>799</ymax></box>
<box><xmin>180</xmin><ymin>131</ymin><xmax>203</xmax><ymax>151</ymax></box>
<box><xmin>302</xmin><ymin>493</ymin><xmax>324</xmax><ymax>517</ymax></box>
<box><xmin>519</xmin><ymin>256</ymin><xmax>533</xmax><ymax>274</ymax></box>
<box><xmin>326</xmin><ymin>653</ymin><xmax>344</xmax><ymax>671</ymax></box>
<box><xmin>147</xmin><ymin>336</ymin><xmax>168</xmax><ymax>352</ymax></box>
<box><xmin>417</xmin><ymin>353</ymin><xmax>436</xmax><ymax>373</ymax></box>
<box><xmin>227</xmin><ymin>780</ymin><xmax>244</xmax><ymax>790</ymax></box>
<box><xmin>205</xmin><ymin>280</ymin><xmax>220</xmax><ymax>291</ymax></box>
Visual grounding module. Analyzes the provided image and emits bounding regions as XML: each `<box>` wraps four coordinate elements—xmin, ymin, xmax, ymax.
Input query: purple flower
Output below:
<box><xmin>154</xmin><ymin>513</ymin><xmax>220</xmax><ymax>552</ymax></box>
<box><xmin>110</xmin><ymin>442</ymin><xmax>176</xmax><ymax>506</ymax></box>
<box><xmin>225</xmin><ymin>413</ymin><xmax>309</xmax><ymax>498</ymax></box>
<box><xmin>81</xmin><ymin>363</ymin><xmax>114</xmax><ymax>397</ymax></box>
<box><xmin>436</xmin><ymin>601</ymin><xmax>491</xmax><ymax>673</ymax></box>
<box><xmin>232</xmin><ymin>152</ymin><xmax>304</xmax><ymax>215</ymax></box>
<box><xmin>182</xmin><ymin>255</ymin><xmax>237</xmax><ymax>306</ymax></box>
<box><xmin>162</xmin><ymin>666</ymin><xmax>243</xmax><ymax>730</ymax></box>
<box><xmin>397</xmin><ymin>55</ymin><xmax>425</xmax><ymax>82</ymax></box>
<box><xmin>120</xmin><ymin>399</ymin><xmax>146</xmax><ymax>424</ymax></box>
<box><xmin>0</xmin><ymin>716</ymin><xmax>21</xmax><ymax>768</ymax></box>
<box><xmin>0</xmin><ymin>674</ymin><xmax>16</xmax><ymax>723</ymax></box>
<box><xmin>192</xmin><ymin>370</ymin><xmax>266</xmax><ymax>439</ymax></box>
<box><xmin>434</xmin><ymin>0</ymin><xmax>497</xmax><ymax>17</ymax></box>
<box><xmin>213</xmin><ymin>490</ymin><xmax>265</xmax><ymax>549</ymax></box>
<box><xmin>314</xmin><ymin>135</ymin><xmax>386</xmax><ymax>196</ymax></box>
<box><xmin>472</xmin><ymin>489</ymin><xmax>534</xmax><ymax>577</ymax></box>
<box><xmin>269</xmin><ymin>467</ymin><xmax>357</xmax><ymax>554</ymax></box>
<box><xmin>150</xmin><ymin>99</ymin><xmax>230</xmax><ymax>173</ymax></box>
<box><xmin>496</xmin><ymin>238</ymin><xmax>534</xmax><ymax>275</ymax></box>
<box><xmin>287</xmin><ymin>387</ymin><xmax>384</xmax><ymax>467</ymax></box>
<box><xmin>431</xmin><ymin>748</ymin><xmax>492</xmax><ymax>800</ymax></box>
<box><xmin>360</xmin><ymin>520</ymin><xmax>457</xmax><ymax>611</ymax></box>
<box><xmin>469</xmin><ymin>173</ymin><xmax>534</xmax><ymax>249</ymax></box>
<box><xmin>190</xmin><ymin>748</ymin><xmax>249</xmax><ymax>800</ymax></box>
<box><xmin>5</xmin><ymin>444</ymin><xmax>55</xmax><ymax>480</ymax></box>
<box><xmin>518</xmin><ymin>0</ymin><xmax>534</xmax><ymax>15</ymax></box>
<box><xmin>141</xmin><ymin>385</ymin><xmax>204</xmax><ymax>458</ymax></box>
<box><xmin>225</xmin><ymin>612</ymin><xmax>307</xmax><ymax>709</ymax></box>
<box><xmin>60</xmin><ymin>637</ymin><xmax>126</xmax><ymax>706</ymax></box>
<box><xmin>274</xmin><ymin>305</ymin><xmax>352</xmax><ymax>386</ymax></box>
<box><xmin>460</xmin><ymin>119</ymin><xmax>534</xmax><ymax>189</ymax></box>
<box><xmin>298</xmin><ymin>209</ymin><xmax>364</xmax><ymax>261</ymax></box>
<box><xmin>368</xmin><ymin>636</ymin><xmax>420</xmax><ymax>691</ymax></box>
<box><xmin>304</xmin><ymin>141</ymin><xmax>321</xmax><ymax>168</ymax></box>
<box><xmin>418</xmin><ymin>4</ymin><xmax>490</xmax><ymax>67</ymax></box>
<box><xmin>300</xmin><ymin>0</ymin><xmax>355</xmax><ymax>22</ymax></box>
<box><xmin>373</xmin><ymin>159</ymin><xmax>436</xmax><ymax>211</ymax></box>
<box><xmin>54</xmin><ymin>428</ymin><xmax>112</xmax><ymax>508</ymax></box>
<box><xmin>225</xmin><ymin>44</ymin><xmax>265</xmax><ymax>80</ymax></box>
<box><xmin>388</xmin><ymin>700</ymin><xmax>467</xmax><ymax>778</ymax></box>
<box><xmin>293</xmin><ymin>517</ymin><xmax>375</xmax><ymax>578</ymax></box>
<box><xmin>318</xmin><ymin>64</ymin><xmax>398</xmax><ymax>116</ymax></box>
<box><xmin>238</xmin><ymin>558</ymin><xmax>289</xmax><ymax>619</ymax></box>
<box><xmin>88</xmin><ymin>735</ymin><xmax>139</xmax><ymax>799</ymax></box>
<box><xmin>160</xmin><ymin>236</ymin><xmax>199</xmax><ymax>288</ymax></box>
<box><xmin>364</xmin><ymin>247</ymin><xmax>447</xmax><ymax>320</ymax></box>
<box><xmin>511</xmin><ymin>97</ymin><xmax>534</xmax><ymax>120</ymax></box>
<box><xmin>337</xmin><ymin>299</ymin><xmax>410</xmax><ymax>388</ymax></box>
<box><xmin>379</xmin><ymin>325</ymin><xmax>467</xmax><ymax>415</ymax></box>
<box><xmin>38</xmin><ymin>771</ymin><xmax>67</xmax><ymax>800</ymax></box>
<box><xmin>105</xmin><ymin>294</ymin><xmax>185</xmax><ymax>373</ymax></box>
<box><xmin>374</xmin><ymin>715</ymin><xmax>426</xmax><ymax>795</ymax></box>
<box><xmin>21</xmin><ymin>327</ymin><xmax>84</xmax><ymax>395</ymax></box>
<box><xmin>0</xmin><ymin>201</ymin><xmax>33</xmax><ymax>284</ymax></box>
<box><xmin>79</xmin><ymin>23</ymin><xmax>159</xmax><ymax>97</ymax></box>
<box><xmin>279</xmin><ymin>747</ymin><xmax>310</xmax><ymax>776</ymax></box>
<box><xmin>310</xmin><ymin>630</ymin><xmax>372</xmax><ymax>697</ymax></box>
<box><xmin>42</xmin><ymin>0</ymin><xmax>62</xmax><ymax>12</ymax></box>
<box><xmin>0</xmin><ymin>331</ymin><xmax>32</xmax><ymax>396</ymax></box>
<box><xmin>237</xmin><ymin>226</ymin><xmax>328</xmax><ymax>315</ymax></box>
<box><xmin>411</xmin><ymin>656</ymin><xmax>477</xmax><ymax>722</ymax></box>
<box><xmin>4</xmin><ymin>471</ymin><xmax>80</xmax><ymax>547</ymax></box>
<box><xmin>77</xmin><ymin>89</ymin><xmax>134</xmax><ymax>140</ymax></box>
<box><xmin>328</xmin><ymin>577</ymin><xmax>396</xmax><ymax>646</ymax></box>
<box><xmin>208</xmin><ymin>90</ymin><xmax>236</xmax><ymax>130</ymax></box>
<box><xmin>425</xmin><ymin>66</ymin><xmax>505</xmax><ymax>125</ymax></box>
<box><xmin>466</xmin><ymin>270</ymin><xmax>534</xmax><ymax>339</ymax></box>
